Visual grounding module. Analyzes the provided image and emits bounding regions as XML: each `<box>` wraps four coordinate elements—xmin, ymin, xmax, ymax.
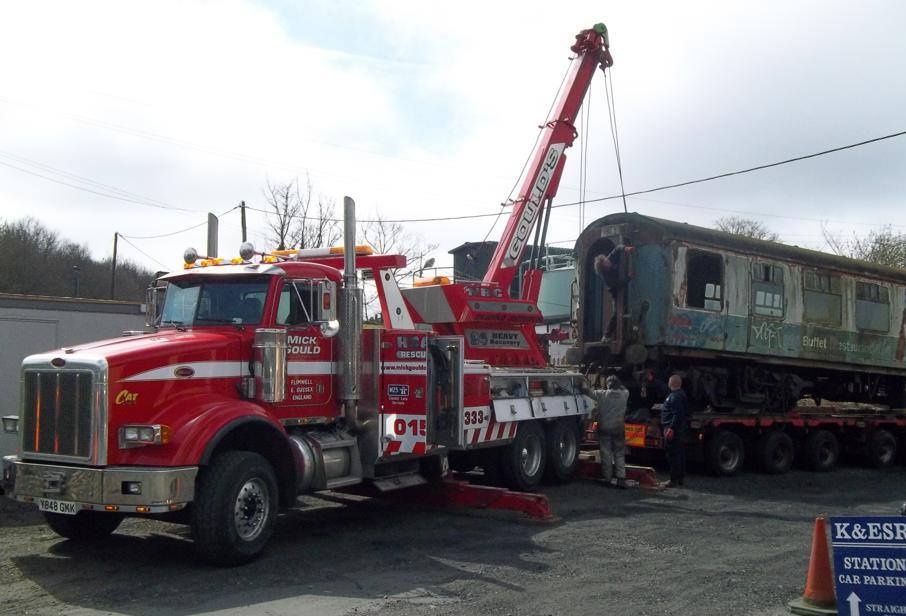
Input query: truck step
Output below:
<box><xmin>372</xmin><ymin>472</ymin><xmax>428</xmax><ymax>492</ymax></box>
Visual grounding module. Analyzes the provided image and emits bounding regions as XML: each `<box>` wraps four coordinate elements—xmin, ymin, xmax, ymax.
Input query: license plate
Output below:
<box><xmin>37</xmin><ymin>498</ymin><xmax>79</xmax><ymax>515</ymax></box>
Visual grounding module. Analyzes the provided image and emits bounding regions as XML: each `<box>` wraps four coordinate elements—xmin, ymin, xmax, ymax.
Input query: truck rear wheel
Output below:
<box><xmin>803</xmin><ymin>430</ymin><xmax>839</xmax><ymax>472</ymax></box>
<box><xmin>705</xmin><ymin>430</ymin><xmax>745</xmax><ymax>476</ymax></box>
<box><xmin>44</xmin><ymin>511</ymin><xmax>124</xmax><ymax>541</ymax></box>
<box><xmin>544</xmin><ymin>419</ymin><xmax>580</xmax><ymax>483</ymax></box>
<box><xmin>757</xmin><ymin>431</ymin><xmax>794</xmax><ymax>475</ymax></box>
<box><xmin>191</xmin><ymin>451</ymin><xmax>279</xmax><ymax>566</ymax></box>
<box><xmin>501</xmin><ymin>421</ymin><xmax>546</xmax><ymax>492</ymax></box>
<box><xmin>867</xmin><ymin>429</ymin><xmax>897</xmax><ymax>469</ymax></box>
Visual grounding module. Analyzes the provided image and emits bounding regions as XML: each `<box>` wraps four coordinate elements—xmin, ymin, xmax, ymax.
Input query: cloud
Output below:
<box><xmin>0</xmin><ymin>0</ymin><xmax>904</xmax><ymax>272</ymax></box>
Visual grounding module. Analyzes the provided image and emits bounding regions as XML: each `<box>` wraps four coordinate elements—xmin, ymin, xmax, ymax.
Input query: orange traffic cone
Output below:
<box><xmin>788</xmin><ymin>517</ymin><xmax>837</xmax><ymax>615</ymax></box>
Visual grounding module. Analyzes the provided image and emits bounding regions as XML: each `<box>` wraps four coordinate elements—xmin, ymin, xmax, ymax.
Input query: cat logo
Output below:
<box><xmin>115</xmin><ymin>389</ymin><xmax>139</xmax><ymax>405</ymax></box>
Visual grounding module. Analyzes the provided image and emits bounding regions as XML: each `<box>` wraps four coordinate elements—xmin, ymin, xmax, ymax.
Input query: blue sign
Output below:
<box><xmin>830</xmin><ymin>516</ymin><xmax>906</xmax><ymax>616</ymax></box>
<box><xmin>387</xmin><ymin>384</ymin><xmax>409</xmax><ymax>398</ymax></box>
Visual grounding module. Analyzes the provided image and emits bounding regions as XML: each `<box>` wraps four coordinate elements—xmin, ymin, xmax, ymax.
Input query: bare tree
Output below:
<box><xmin>263</xmin><ymin>176</ymin><xmax>341</xmax><ymax>251</ymax></box>
<box><xmin>714</xmin><ymin>216</ymin><xmax>780</xmax><ymax>242</ymax></box>
<box><xmin>263</xmin><ymin>179</ymin><xmax>301</xmax><ymax>250</ymax></box>
<box><xmin>358</xmin><ymin>214</ymin><xmax>437</xmax><ymax>320</ymax></box>
<box><xmin>360</xmin><ymin>214</ymin><xmax>437</xmax><ymax>283</ymax></box>
<box><xmin>294</xmin><ymin>195</ymin><xmax>342</xmax><ymax>250</ymax></box>
<box><xmin>822</xmin><ymin>223</ymin><xmax>906</xmax><ymax>269</ymax></box>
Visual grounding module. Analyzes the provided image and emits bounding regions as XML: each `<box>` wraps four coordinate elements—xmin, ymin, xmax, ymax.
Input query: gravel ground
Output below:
<box><xmin>1</xmin><ymin>461</ymin><xmax>903</xmax><ymax>616</ymax></box>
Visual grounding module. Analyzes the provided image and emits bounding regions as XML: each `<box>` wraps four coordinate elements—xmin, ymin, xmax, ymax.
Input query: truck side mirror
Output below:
<box><xmin>144</xmin><ymin>281</ymin><xmax>167</xmax><ymax>329</ymax></box>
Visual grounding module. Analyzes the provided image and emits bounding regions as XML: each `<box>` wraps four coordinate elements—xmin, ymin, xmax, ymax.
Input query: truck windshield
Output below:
<box><xmin>159</xmin><ymin>279</ymin><xmax>269</xmax><ymax>327</ymax></box>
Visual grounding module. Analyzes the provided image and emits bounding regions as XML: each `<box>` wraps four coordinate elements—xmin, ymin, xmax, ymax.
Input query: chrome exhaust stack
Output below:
<box><xmin>338</xmin><ymin>196</ymin><xmax>364</xmax><ymax>431</ymax></box>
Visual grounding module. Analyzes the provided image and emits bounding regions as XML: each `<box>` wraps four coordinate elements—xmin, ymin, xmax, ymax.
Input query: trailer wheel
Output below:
<box><xmin>705</xmin><ymin>430</ymin><xmax>745</xmax><ymax>476</ymax></box>
<box><xmin>803</xmin><ymin>430</ymin><xmax>839</xmax><ymax>472</ymax></box>
<box><xmin>867</xmin><ymin>429</ymin><xmax>897</xmax><ymax>469</ymax></box>
<box><xmin>757</xmin><ymin>431</ymin><xmax>794</xmax><ymax>475</ymax></box>
<box><xmin>191</xmin><ymin>451</ymin><xmax>279</xmax><ymax>566</ymax></box>
<box><xmin>544</xmin><ymin>419</ymin><xmax>580</xmax><ymax>483</ymax></box>
<box><xmin>501</xmin><ymin>421</ymin><xmax>547</xmax><ymax>492</ymax></box>
<box><xmin>44</xmin><ymin>511</ymin><xmax>124</xmax><ymax>541</ymax></box>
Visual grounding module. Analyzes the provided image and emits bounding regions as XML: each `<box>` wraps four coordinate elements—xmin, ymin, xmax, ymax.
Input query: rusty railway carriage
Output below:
<box><xmin>572</xmin><ymin>212</ymin><xmax>906</xmax><ymax>475</ymax></box>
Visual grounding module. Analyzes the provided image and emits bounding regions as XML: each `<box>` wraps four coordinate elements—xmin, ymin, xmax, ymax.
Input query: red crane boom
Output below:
<box><xmin>483</xmin><ymin>23</ymin><xmax>612</xmax><ymax>298</ymax></box>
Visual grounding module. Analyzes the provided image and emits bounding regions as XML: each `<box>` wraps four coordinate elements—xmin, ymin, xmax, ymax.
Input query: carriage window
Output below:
<box><xmin>686</xmin><ymin>251</ymin><xmax>722</xmax><ymax>311</ymax></box>
<box><xmin>803</xmin><ymin>271</ymin><xmax>842</xmax><ymax>325</ymax></box>
<box><xmin>752</xmin><ymin>263</ymin><xmax>784</xmax><ymax>317</ymax></box>
<box><xmin>855</xmin><ymin>281</ymin><xmax>890</xmax><ymax>332</ymax></box>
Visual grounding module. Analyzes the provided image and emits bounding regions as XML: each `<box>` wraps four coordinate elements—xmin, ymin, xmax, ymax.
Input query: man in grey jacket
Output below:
<box><xmin>595</xmin><ymin>375</ymin><xmax>630</xmax><ymax>488</ymax></box>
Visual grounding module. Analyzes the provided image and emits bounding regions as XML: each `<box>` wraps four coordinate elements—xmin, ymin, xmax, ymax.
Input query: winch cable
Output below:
<box><xmin>480</xmin><ymin>56</ymin><xmax>576</xmax><ymax>244</ymax></box>
<box><xmin>581</xmin><ymin>84</ymin><xmax>592</xmax><ymax>231</ymax></box>
<box><xmin>603</xmin><ymin>70</ymin><xmax>629</xmax><ymax>214</ymax></box>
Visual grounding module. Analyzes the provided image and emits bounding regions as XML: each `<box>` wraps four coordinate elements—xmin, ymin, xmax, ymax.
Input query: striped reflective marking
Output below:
<box><xmin>465</xmin><ymin>418</ymin><xmax>517</xmax><ymax>445</ymax></box>
<box><xmin>287</xmin><ymin>361</ymin><xmax>336</xmax><ymax>376</ymax></box>
<box><xmin>125</xmin><ymin>360</ymin><xmax>337</xmax><ymax>382</ymax></box>
<box><xmin>124</xmin><ymin>361</ymin><xmax>247</xmax><ymax>382</ymax></box>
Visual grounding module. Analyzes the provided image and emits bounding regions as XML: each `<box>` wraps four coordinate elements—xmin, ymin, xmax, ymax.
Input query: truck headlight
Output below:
<box><xmin>2</xmin><ymin>416</ymin><xmax>18</xmax><ymax>434</ymax></box>
<box><xmin>118</xmin><ymin>424</ymin><xmax>171</xmax><ymax>448</ymax></box>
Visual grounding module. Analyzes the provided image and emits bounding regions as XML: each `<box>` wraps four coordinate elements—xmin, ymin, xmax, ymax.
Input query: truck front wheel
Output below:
<box><xmin>501</xmin><ymin>421</ymin><xmax>547</xmax><ymax>492</ymax></box>
<box><xmin>191</xmin><ymin>451</ymin><xmax>279</xmax><ymax>566</ymax></box>
<box><xmin>44</xmin><ymin>511</ymin><xmax>124</xmax><ymax>541</ymax></box>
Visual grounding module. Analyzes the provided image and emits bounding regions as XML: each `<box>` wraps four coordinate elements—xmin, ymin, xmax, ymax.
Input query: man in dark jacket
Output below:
<box><xmin>660</xmin><ymin>374</ymin><xmax>687</xmax><ymax>487</ymax></box>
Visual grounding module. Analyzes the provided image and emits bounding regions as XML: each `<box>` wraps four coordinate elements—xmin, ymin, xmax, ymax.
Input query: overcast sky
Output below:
<box><xmin>1</xmin><ymin>0</ymin><xmax>904</xmax><ymax>275</ymax></box>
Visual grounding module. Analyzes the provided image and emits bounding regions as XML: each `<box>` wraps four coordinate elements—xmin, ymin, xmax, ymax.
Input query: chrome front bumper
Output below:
<box><xmin>2</xmin><ymin>456</ymin><xmax>197</xmax><ymax>514</ymax></box>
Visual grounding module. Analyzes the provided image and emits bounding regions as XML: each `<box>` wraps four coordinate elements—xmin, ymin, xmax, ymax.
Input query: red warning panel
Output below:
<box><xmin>380</xmin><ymin>331</ymin><xmax>429</xmax><ymax>456</ymax></box>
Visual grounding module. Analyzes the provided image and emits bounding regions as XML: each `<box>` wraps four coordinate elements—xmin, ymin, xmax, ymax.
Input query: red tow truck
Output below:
<box><xmin>2</xmin><ymin>24</ymin><xmax>614</xmax><ymax>563</ymax></box>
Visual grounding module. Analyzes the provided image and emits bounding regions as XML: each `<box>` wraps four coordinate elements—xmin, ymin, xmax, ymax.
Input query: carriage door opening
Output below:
<box><xmin>583</xmin><ymin>238</ymin><xmax>620</xmax><ymax>343</ymax></box>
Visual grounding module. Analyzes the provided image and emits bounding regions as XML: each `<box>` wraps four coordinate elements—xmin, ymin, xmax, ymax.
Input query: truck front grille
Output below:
<box><xmin>21</xmin><ymin>371</ymin><xmax>95</xmax><ymax>459</ymax></box>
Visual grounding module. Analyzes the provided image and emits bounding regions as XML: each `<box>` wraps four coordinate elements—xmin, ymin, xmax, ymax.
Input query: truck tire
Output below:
<box><xmin>191</xmin><ymin>451</ymin><xmax>279</xmax><ymax>566</ymax></box>
<box><xmin>544</xmin><ymin>419</ymin><xmax>580</xmax><ymax>483</ymax></box>
<box><xmin>44</xmin><ymin>511</ymin><xmax>124</xmax><ymax>541</ymax></box>
<box><xmin>803</xmin><ymin>430</ymin><xmax>839</xmax><ymax>472</ymax></box>
<box><xmin>705</xmin><ymin>430</ymin><xmax>745</xmax><ymax>476</ymax></box>
<box><xmin>867</xmin><ymin>429</ymin><xmax>897</xmax><ymax>469</ymax></box>
<box><xmin>501</xmin><ymin>421</ymin><xmax>547</xmax><ymax>492</ymax></box>
<box><xmin>757</xmin><ymin>431</ymin><xmax>794</xmax><ymax>475</ymax></box>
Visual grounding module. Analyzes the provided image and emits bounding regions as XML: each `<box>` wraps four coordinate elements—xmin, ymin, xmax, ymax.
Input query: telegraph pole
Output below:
<box><xmin>110</xmin><ymin>232</ymin><xmax>119</xmax><ymax>299</ymax></box>
<box><xmin>240</xmin><ymin>200</ymin><xmax>247</xmax><ymax>242</ymax></box>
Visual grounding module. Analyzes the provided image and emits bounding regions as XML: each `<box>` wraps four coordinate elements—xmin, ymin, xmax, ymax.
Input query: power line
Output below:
<box><xmin>0</xmin><ymin>155</ymin><xmax>202</xmax><ymax>213</ymax></box>
<box><xmin>242</xmin><ymin>128</ymin><xmax>906</xmax><ymax>225</ymax></box>
<box><xmin>633</xmin><ymin>196</ymin><xmax>906</xmax><ymax>228</ymax></box>
<box><xmin>0</xmin><ymin>150</ymin><xmax>186</xmax><ymax>211</ymax></box>
<box><xmin>120</xmin><ymin>205</ymin><xmax>240</xmax><ymax>239</ymax></box>
<box><xmin>116</xmin><ymin>234</ymin><xmax>169</xmax><ymax>269</ymax></box>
